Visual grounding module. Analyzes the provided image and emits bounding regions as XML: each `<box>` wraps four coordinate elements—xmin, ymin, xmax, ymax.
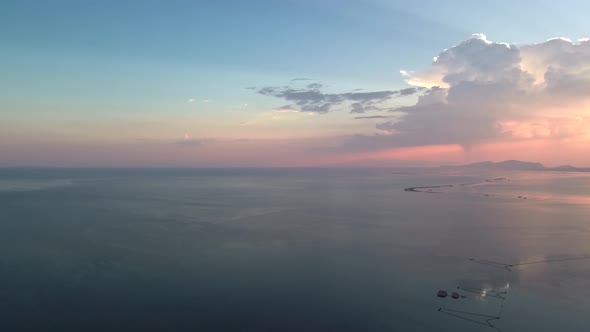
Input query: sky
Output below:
<box><xmin>2</xmin><ymin>0</ymin><xmax>590</xmax><ymax>167</ymax></box>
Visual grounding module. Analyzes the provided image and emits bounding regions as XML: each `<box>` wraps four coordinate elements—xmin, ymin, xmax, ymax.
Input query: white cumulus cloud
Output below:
<box><xmin>367</xmin><ymin>34</ymin><xmax>590</xmax><ymax>150</ymax></box>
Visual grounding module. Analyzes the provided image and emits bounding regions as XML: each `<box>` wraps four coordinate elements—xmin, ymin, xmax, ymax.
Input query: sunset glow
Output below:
<box><xmin>2</xmin><ymin>2</ymin><xmax>590</xmax><ymax>168</ymax></box>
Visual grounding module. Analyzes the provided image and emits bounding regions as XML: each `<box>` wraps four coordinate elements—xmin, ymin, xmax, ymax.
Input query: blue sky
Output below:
<box><xmin>2</xmin><ymin>1</ymin><xmax>590</xmax><ymax>166</ymax></box>
<box><xmin>4</xmin><ymin>0</ymin><xmax>589</xmax><ymax>97</ymax></box>
<box><xmin>6</xmin><ymin>0</ymin><xmax>588</xmax><ymax>84</ymax></box>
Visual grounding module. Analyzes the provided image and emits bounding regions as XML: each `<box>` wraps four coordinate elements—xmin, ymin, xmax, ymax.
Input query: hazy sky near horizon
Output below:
<box><xmin>2</xmin><ymin>0</ymin><xmax>590</xmax><ymax>167</ymax></box>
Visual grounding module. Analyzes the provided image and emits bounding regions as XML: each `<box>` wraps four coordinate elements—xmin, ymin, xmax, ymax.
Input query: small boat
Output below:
<box><xmin>451</xmin><ymin>292</ymin><xmax>460</xmax><ymax>299</ymax></box>
<box><xmin>437</xmin><ymin>290</ymin><xmax>448</xmax><ymax>298</ymax></box>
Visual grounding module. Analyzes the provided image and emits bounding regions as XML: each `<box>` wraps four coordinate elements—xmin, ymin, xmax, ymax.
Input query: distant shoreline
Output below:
<box><xmin>403</xmin><ymin>177</ymin><xmax>509</xmax><ymax>194</ymax></box>
<box><xmin>404</xmin><ymin>185</ymin><xmax>454</xmax><ymax>193</ymax></box>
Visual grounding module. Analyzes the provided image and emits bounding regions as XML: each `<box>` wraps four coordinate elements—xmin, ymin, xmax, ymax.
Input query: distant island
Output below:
<box><xmin>441</xmin><ymin>160</ymin><xmax>590</xmax><ymax>172</ymax></box>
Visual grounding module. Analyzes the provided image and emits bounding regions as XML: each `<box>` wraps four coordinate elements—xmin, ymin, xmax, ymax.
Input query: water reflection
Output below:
<box><xmin>0</xmin><ymin>168</ymin><xmax>589</xmax><ymax>331</ymax></box>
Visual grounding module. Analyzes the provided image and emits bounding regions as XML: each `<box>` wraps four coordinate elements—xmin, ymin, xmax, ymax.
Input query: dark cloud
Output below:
<box><xmin>399</xmin><ymin>87</ymin><xmax>420</xmax><ymax>95</ymax></box>
<box><xmin>258</xmin><ymin>86</ymin><xmax>344</xmax><ymax>114</ymax></box>
<box><xmin>302</xmin><ymin>103</ymin><xmax>332</xmax><ymax>113</ymax></box>
<box><xmin>350</xmin><ymin>102</ymin><xmax>378</xmax><ymax>114</ymax></box>
<box><xmin>257</xmin><ymin>84</ymin><xmax>424</xmax><ymax>114</ymax></box>
<box><xmin>344</xmin><ymin>91</ymin><xmax>397</xmax><ymax>100</ymax></box>
<box><xmin>354</xmin><ymin>115</ymin><xmax>396</xmax><ymax>119</ymax></box>
<box><xmin>274</xmin><ymin>104</ymin><xmax>298</xmax><ymax>111</ymax></box>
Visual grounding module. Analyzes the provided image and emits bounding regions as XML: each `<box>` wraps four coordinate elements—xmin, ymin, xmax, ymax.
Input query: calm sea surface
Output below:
<box><xmin>1</xmin><ymin>168</ymin><xmax>589</xmax><ymax>331</ymax></box>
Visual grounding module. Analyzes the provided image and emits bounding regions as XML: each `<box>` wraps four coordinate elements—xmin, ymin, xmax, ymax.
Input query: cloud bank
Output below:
<box><xmin>394</xmin><ymin>35</ymin><xmax>590</xmax><ymax>145</ymax></box>
<box><xmin>245</xmin><ymin>34</ymin><xmax>590</xmax><ymax>165</ymax></box>
<box><xmin>341</xmin><ymin>34</ymin><xmax>590</xmax><ymax>152</ymax></box>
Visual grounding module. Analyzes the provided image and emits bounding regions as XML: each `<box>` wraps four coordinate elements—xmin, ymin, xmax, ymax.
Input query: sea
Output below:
<box><xmin>1</xmin><ymin>168</ymin><xmax>589</xmax><ymax>331</ymax></box>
